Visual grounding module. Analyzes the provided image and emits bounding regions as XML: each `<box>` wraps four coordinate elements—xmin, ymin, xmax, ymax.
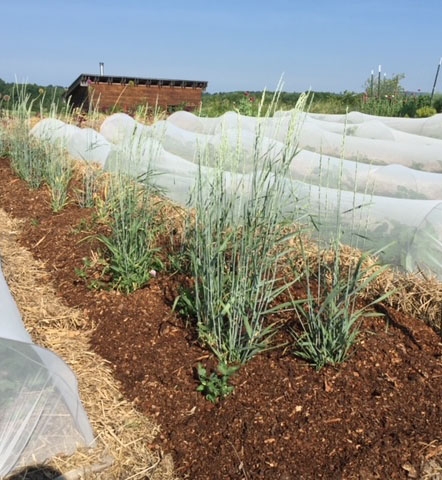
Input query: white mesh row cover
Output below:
<box><xmin>309</xmin><ymin>111</ymin><xmax>442</xmax><ymax>140</ymax></box>
<box><xmin>0</xmin><ymin>262</ymin><xmax>95</xmax><ymax>477</ymax></box>
<box><xmin>30</xmin><ymin>111</ymin><xmax>442</xmax><ymax>280</ymax></box>
<box><xmin>30</xmin><ymin>118</ymin><xmax>111</xmax><ymax>166</ymax></box>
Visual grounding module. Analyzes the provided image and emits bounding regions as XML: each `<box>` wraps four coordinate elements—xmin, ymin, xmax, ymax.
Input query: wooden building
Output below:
<box><xmin>65</xmin><ymin>73</ymin><xmax>208</xmax><ymax>113</ymax></box>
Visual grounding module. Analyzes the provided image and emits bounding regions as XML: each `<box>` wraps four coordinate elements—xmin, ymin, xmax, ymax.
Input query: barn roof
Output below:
<box><xmin>65</xmin><ymin>73</ymin><xmax>208</xmax><ymax>98</ymax></box>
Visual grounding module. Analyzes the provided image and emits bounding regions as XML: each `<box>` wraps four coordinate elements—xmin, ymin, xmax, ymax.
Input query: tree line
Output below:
<box><xmin>0</xmin><ymin>77</ymin><xmax>440</xmax><ymax>117</ymax></box>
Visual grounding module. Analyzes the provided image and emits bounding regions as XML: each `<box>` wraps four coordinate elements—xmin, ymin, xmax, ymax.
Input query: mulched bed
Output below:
<box><xmin>1</xmin><ymin>155</ymin><xmax>442</xmax><ymax>480</ymax></box>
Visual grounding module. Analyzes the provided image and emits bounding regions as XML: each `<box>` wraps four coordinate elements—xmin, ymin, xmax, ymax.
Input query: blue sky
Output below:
<box><xmin>2</xmin><ymin>0</ymin><xmax>441</xmax><ymax>94</ymax></box>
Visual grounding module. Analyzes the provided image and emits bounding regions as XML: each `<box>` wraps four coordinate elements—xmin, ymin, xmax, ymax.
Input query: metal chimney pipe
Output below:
<box><xmin>99</xmin><ymin>62</ymin><xmax>104</xmax><ymax>76</ymax></box>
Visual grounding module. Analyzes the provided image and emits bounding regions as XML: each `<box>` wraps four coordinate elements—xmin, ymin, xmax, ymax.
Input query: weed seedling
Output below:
<box><xmin>196</xmin><ymin>362</ymin><xmax>239</xmax><ymax>403</ymax></box>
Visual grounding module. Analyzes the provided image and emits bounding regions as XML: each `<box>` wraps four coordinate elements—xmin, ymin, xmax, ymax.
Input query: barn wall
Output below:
<box><xmin>87</xmin><ymin>83</ymin><xmax>204</xmax><ymax>112</ymax></box>
<box><xmin>67</xmin><ymin>87</ymin><xmax>89</xmax><ymax>111</ymax></box>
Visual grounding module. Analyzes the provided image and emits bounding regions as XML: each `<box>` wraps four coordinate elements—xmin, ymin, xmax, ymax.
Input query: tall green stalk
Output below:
<box><xmin>44</xmin><ymin>141</ymin><xmax>74</xmax><ymax>212</ymax></box>
<box><xmin>0</xmin><ymin>122</ymin><xmax>6</xmax><ymax>158</ymax></box>
<box><xmin>74</xmin><ymin>162</ymin><xmax>103</xmax><ymax>208</ymax></box>
<box><xmin>292</xmin><ymin>114</ymin><xmax>394</xmax><ymax>369</ymax></box>
<box><xmin>8</xmin><ymin>86</ymin><xmax>48</xmax><ymax>188</ymax></box>
<box><xmin>187</xmin><ymin>92</ymin><xmax>309</xmax><ymax>365</ymax></box>
<box><xmin>293</xmin><ymin>240</ymin><xmax>392</xmax><ymax>370</ymax></box>
<box><xmin>97</xmin><ymin>171</ymin><xmax>163</xmax><ymax>294</ymax></box>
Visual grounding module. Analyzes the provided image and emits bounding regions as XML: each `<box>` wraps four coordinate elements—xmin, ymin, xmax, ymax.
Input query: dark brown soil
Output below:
<box><xmin>1</xmin><ymin>156</ymin><xmax>442</xmax><ymax>480</ymax></box>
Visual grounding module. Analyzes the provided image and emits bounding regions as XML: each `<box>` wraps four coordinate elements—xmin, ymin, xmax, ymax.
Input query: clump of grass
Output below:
<box><xmin>186</xmin><ymin>90</ymin><xmax>309</xmax><ymax>366</ymax></box>
<box><xmin>292</xmin><ymin>240</ymin><xmax>392</xmax><ymax>370</ymax></box>
<box><xmin>74</xmin><ymin>162</ymin><xmax>104</xmax><ymax>208</ymax></box>
<box><xmin>0</xmin><ymin>122</ymin><xmax>6</xmax><ymax>157</ymax></box>
<box><xmin>96</xmin><ymin>171</ymin><xmax>163</xmax><ymax>294</ymax></box>
<box><xmin>290</xmin><ymin>117</ymin><xmax>394</xmax><ymax>370</ymax></box>
<box><xmin>9</xmin><ymin>124</ymin><xmax>48</xmax><ymax>189</ymax></box>
<box><xmin>10</xmin><ymin>134</ymin><xmax>48</xmax><ymax>189</ymax></box>
<box><xmin>44</xmin><ymin>141</ymin><xmax>75</xmax><ymax>212</ymax></box>
<box><xmin>6</xmin><ymin>84</ymin><xmax>75</xmax><ymax>211</ymax></box>
<box><xmin>7</xmin><ymin>84</ymin><xmax>49</xmax><ymax>188</ymax></box>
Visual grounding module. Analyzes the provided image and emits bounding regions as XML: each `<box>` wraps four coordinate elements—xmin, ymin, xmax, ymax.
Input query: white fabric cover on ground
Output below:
<box><xmin>310</xmin><ymin>111</ymin><xmax>442</xmax><ymax>140</ymax></box>
<box><xmin>30</xmin><ymin>119</ymin><xmax>111</xmax><ymax>166</ymax></box>
<box><xmin>0</xmin><ymin>261</ymin><xmax>95</xmax><ymax>477</ymax></box>
<box><xmin>31</xmin><ymin>110</ymin><xmax>442</xmax><ymax>280</ymax></box>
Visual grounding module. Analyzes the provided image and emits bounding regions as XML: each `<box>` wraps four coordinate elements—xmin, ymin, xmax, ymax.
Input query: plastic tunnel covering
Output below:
<box><xmin>30</xmin><ymin>110</ymin><xmax>442</xmax><ymax>280</ymax></box>
<box><xmin>0</xmin><ymin>261</ymin><xmax>95</xmax><ymax>477</ymax></box>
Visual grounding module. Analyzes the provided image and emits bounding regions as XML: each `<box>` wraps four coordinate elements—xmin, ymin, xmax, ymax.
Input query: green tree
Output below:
<box><xmin>0</xmin><ymin>78</ymin><xmax>66</xmax><ymax>114</ymax></box>
<box><xmin>359</xmin><ymin>73</ymin><xmax>427</xmax><ymax>117</ymax></box>
<box><xmin>364</xmin><ymin>72</ymin><xmax>405</xmax><ymax>99</ymax></box>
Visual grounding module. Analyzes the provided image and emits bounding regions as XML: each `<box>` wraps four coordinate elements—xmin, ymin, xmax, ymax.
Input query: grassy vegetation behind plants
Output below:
<box><xmin>199</xmin><ymin>71</ymin><xmax>440</xmax><ymax>118</ymax></box>
<box><xmin>1</xmin><ymin>75</ymin><xmax>439</xmax><ymax>121</ymax></box>
<box><xmin>199</xmin><ymin>91</ymin><xmax>356</xmax><ymax>117</ymax></box>
<box><xmin>201</xmin><ymin>89</ymin><xmax>439</xmax><ymax>118</ymax></box>
<box><xmin>0</xmin><ymin>78</ymin><xmax>66</xmax><ymax>115</ymax></box>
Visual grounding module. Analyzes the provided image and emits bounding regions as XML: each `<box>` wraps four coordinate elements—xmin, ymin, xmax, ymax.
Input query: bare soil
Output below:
<box><xmin>1</xmin><ymin>155</ymin><xmax>442</xmax><ymax>480</ymax></box>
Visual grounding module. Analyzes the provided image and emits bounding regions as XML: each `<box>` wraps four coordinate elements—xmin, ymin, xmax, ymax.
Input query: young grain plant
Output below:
<box><xmin>43</xmin><ymin>140</ymin><xmax>75</xmax><ymax>212</ymax></box>
<box><xmin>74</xmin><ymin>161</ymin><xmax>103</xmax><ymax>209</ymax></box>
<box><xmin>8</xmin><ymin>85</ymin><xmax>48</xmax><ymax>188</ymax></box>
<box><xmin>97</xmin><ymin>130</ymin><xmax>165</xmax><ymax>294</ymax></box>
<box><xmin>291</xmin><ymin>122</ymin><xmax>393</xmax><ymax>370</ymax></box>
<box><xmin>6</xmin><ymin>83</ymin><xmax>74</xmax><ymax>209</ymax></box>
<box><xmin>187</xmin><ymin>91</ymin><xmax>309</xmax><ymax>374</ymax></box>
<box><xmin>0</xmin><ymin>122</ymin><xmax>6</xmax><ymax>158</ymax></box>
<box><xmin>95</xmin><ymin>171</ymin><xmax>163</xmax><ymax>293</ymax></box>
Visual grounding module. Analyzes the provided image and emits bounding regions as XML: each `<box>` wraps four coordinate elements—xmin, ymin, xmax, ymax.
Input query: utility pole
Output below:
<box><xmin>430</xmin><ymin>58</ymin><xmax>441</xmax><ymax>105</ymax></box>
<box><xmin>377</xmin><ymin>65</ymin><xmax>381</xmax><ymax>99</ymax></box>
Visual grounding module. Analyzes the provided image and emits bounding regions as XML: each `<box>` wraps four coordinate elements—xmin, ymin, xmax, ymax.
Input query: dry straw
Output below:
<box><xmin>288</xmin><ymin>235</ymin><xmax>442</xmax><ymax>333</ymax></box>
<box><xmin>0</xmin><ymin>209</ymin><xmax>178</xmax><ymax>480</ymax></box>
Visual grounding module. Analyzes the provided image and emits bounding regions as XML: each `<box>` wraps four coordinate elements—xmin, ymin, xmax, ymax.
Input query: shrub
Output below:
<box><xmin>416</xmin><ymin>106</ymin><xmax>437</xmax><ymax>118</ymax></box>
<box><xmin>432</xmin><ymin>94</ymin><xmax>442</xmax><ymax>113</ymax></box>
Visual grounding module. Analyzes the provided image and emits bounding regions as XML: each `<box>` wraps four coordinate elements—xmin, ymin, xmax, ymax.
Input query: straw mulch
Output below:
<box><xmin>0</xmin><ymin>209</ymin><xmax>178</xmax><ymax>480</ymax></box>
<box><xmin>288</xmin><ymin>238</ymin><xmax>442</xmax><ymax>334</ymax></box>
